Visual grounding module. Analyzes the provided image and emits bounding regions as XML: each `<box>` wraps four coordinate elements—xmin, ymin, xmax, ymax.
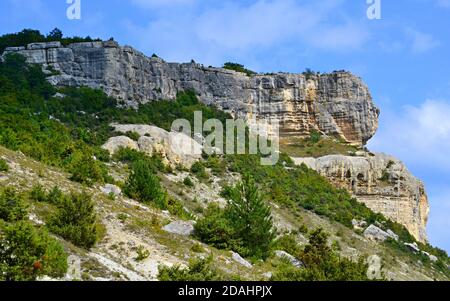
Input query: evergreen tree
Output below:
<box><xmin>124</xmin><ymin>160</ymin><xmax>168</xmax><ymax>209</ymax></box>
<box><xmin>0</xmin><ymin>221</ymin><xmax>68</xmax><ymax>281</ymax></box>
<box><xmin>227</xmin><ymin>174</ymin><xmax>275</xmax><ymax>259</ymax></box>
<box><xmin>47</xmin><ymin>192</ymin><xmax>98</xmax><ymax>249</ymax></box>
<box><xmin>47</xmin><ymin>28</ymin><xmax>63</xmax><ymax>40</ymax></box>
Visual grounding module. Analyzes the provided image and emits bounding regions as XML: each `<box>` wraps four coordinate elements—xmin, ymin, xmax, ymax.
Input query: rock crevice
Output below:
<box><xmin>292</xmin><ymin>153</ymin><xmax>429</xmax><ymax>242</ymax></box>
<box><xmin>2</xmin><ymin>41</ymin><xmax>379</xmax><ymax>146</ymax></box>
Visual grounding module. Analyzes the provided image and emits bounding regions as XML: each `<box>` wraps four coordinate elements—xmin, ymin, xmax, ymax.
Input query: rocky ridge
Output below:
<box><xmin>2</xmin><ymin>41</ymin><xmax>379</xmax><ymax>146</ymax></box>
<box><xmin>292</xmin><ymin>153</ymin><xmax>429</xmax><ymax>242</ymax></box>
<box><xmin>1</xmin><ymin>40</ymin><xmax>429</xmax><ymax>245</ymax></box>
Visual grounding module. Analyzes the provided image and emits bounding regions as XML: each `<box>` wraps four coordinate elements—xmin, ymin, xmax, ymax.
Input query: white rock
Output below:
<box><xmin>352</xmin><ymin>219</ymin><xmax>367</xmax><ymax>230</ymax></box>
<box><xmin>421</xmin><ymin>251</ymin><xmax>438</xmax><ymax>262</ymax></box>
<box><xmin>102</xmin><ymin>184</ymin><xmax>122</xmax><ymax>197</ymax></box>
<box><xmin>363</xmin><ymin>224</ymin><xmax>398</xmax><ymax>242</ymax></box>
<box><xmin>274</xmin><ymin>250</ymin><xmax>303</xmax><ymax>268</ymax></box>
<box><xmin>163</xmin><ymin>220</ymin><xmax>195</xmax><ymax>236</ymax></box>
<box><xmin>231</xmin><ymin>252</ymin><xmax>252</xmax><ymax>268</ymax></box>
<box><xmin>262</xmin><ymin>272</ymin><xmax>273</xmax><ymax>279</ymax></box>
<box><xmin>102</xmin><ymin>136</ymin><xmax>139</xmax><ymax>155</ymax></box>
<box><xmin>404</xmin><ymin>242</ymin><xmax>420</xmax><ymax>253</ymax></box>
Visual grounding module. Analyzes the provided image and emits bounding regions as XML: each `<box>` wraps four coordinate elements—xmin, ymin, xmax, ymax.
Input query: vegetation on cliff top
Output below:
<box><xmin>0</xmin><ymin>50</ymin><xmax>448</xmax><ymax>280</ymax></box>
<box><xmin>0</xmin><ymin>28</ymin><xmax>98</xmax><ymax>53</ymax></box>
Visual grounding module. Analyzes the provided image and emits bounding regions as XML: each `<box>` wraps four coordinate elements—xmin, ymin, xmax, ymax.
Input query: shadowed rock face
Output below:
<box><xmin>292</xmin><ymin>153</ymin><xmax>429</xmax><ymax>243</ymax></box>
<box><xmin>2</xmin><ymin>41</ymin><xmax>379</xmax><ymax>146</ymax></box>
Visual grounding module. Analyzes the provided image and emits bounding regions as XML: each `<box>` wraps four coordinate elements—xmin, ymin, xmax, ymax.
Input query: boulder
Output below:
<box><xmin>102</xmin><ymin>136</ymin><xmax>138</xmax><ymax>154</ymax></box>
<box><xmin>162</xmin><ymin>220</ymin><xmax>195</xmax><ymax>236</ymax></box>
<box><xmin>101</xmin><ymin>184</ymin><xmax>122</xmax><ymax>197</ymax></box>
<box><xmin>274</xmin><ymin>250</ymin><xmax>303</xmax><ymax>268</ymax></box>
<box><xmin>404</xmin><ymin>242</ymin><xmax>420</xmax><ymax>253</ymax></box>
<box><xmin>137</xmin><ymin>136</ymin><xmax>155</xmax><ymax>156</ymax></box>
<box><xmin>231</xmin><ymin>252</ymin><xmax>252</xmax><ymax>268</ymax></box>
<box><xmin>292</xmin><ymin>153</ymin><xmax>429</xmax><ymax>243</ymax></box>
<box><xmin>363</xmin><ymin>225</ymin><xmax>398</xmax><ymax>242</ymax></box>
<box><xmin>352</xmin><ymin>219</ymin><xmax>368</xmax><ymax>230</ymax></box>
<box><xmin>112</xmin><ymin>124</ymin><xmax>202</xmax><ymax>168</ymax></box>
<box><xmin>421</xmin><ymin>251</ymin><xmax>438</xmax><ymax>262</ymax></box>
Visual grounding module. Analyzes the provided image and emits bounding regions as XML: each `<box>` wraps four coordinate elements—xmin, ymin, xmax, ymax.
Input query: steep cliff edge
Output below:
<box><xmin>1</xmin><ymin>40</ymin><xmax>379</xmax><ymax>146</ymax></box>
<box><xmin>292</xmin><ymin>154</ymin><xmax>429</xmax><ymax>242</ymax></box>
<box><xmin>1</xmin><ymin>40</ymin><xmax>429</xmax><ymax>243</ymax></box>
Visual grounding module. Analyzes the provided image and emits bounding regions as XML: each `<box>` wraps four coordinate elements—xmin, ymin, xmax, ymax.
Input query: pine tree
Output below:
<box><xmin>47</xmin><ymin>192</ymin><xmax>98</xmax><ymax>249</ymax></box>
<box><xmin>124</xmin><ymin>160</ymin><xmax>168</xmax><ymax>209</ymax></box>
<box><xmin>47</xmin><ymin>28</ymin><xmax>63</xmax><ymax>40</ymax></box>
<box><xmin>227</xmin><ymin>174</ymin><xmax>275</xmax><ymax>259</ymax></box>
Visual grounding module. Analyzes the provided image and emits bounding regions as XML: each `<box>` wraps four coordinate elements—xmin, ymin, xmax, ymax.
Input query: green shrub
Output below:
<box><xmin>157</xmin><ymin>257</ymin><xmax>222</xmax><ymax>281</ymax></box>
<box><xmin>47</xmin><ymin>192</ymin><xmax>98</xmax><ymax>249</ymax></box>
<box><xmin>274</xmin><ymin>234</ymin><xmax>302</xmax><ymax>257</ymax></box>
<box><xmin>0</xmin><ymin>188</ymin><xmax>28</xmax><ymax>222</ymax></box>
<box><xmin>135</xmin><ymin>246</ymin><xmax>150</xmax><ymax>262</ymax></box>
<box><xmin>67</xmin><ymin>150</ymin><xmax>109</xmax><ymax>186</ymax></box>
<box><xmin>124</xmin><ymin>131</ymin><xmax>140</xmax><ymax>141</ymax></box>
<box><xmin>190</xmin><ymin>161</ymin><xmax>208</xmax><ymax>179</ymax></box>
<box><xmin>124</xmin><ymin>160</ymin><xmax>168</xmax><ymax>209</ymax></box>
<box><xmin>30</xmin><ymin>184</ymin><xmax>47</xmax><ymax>202</ymax></box>
<box><xmin>46</xmin><ymin>186</ymin><xmax>64</xmax><ymax>205</ymax></box>
<box><xmin>194</xmin><ymin>204</ymin><xmax>236</xmax><ymax>250</ymax></box>
<box><xmin>309</xmin><ymin>130</ymin><xmax>321</xmax><ymax>144</ymax></box>
<box><xmin>0</xmin><ymin>221</ymin><xmax>68</xmax><ymax>281</ymax></box>
<box><xmin>191</xmin><ymin>243</ymin><xmax>205</xmax><ymax>253</ymax></box>
<box><xmin>0</xmin><ymin>28</ymin><xmax>98</xmax><ymax>53</ymax></box>
<box><xmin>223</xmin><ymin>63</ymin><xmax>256</xmax><ymax>77</ymax></box>
<box><xmin>0</xmin><ymin>158</ymin><xmax>8</xmax><ymax>172</ymax></box>
<box><xmin>183</xmin><ymin>177</ymin><xmax>194</xmax><ymax>187</ymax></box>
<box><xmin>167</xmin><ymin>197</ymin><xmax>191</xmax><ymax>220</ymax></box>
<box><xmin>303</xmin><ymin>68</ymin><xmax>316</xmax><ymax>80</ymax></box>
<box><xmin>272</xmin><ymin>229</ymin><xmax>370</xmax><ymax>281</ymax></box>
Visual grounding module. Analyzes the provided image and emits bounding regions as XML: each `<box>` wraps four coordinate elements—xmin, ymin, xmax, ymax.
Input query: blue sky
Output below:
<box><xmin>1</xmin><ymin>0</ymin><xmax>449</xmax><ymax>252</ymax></box>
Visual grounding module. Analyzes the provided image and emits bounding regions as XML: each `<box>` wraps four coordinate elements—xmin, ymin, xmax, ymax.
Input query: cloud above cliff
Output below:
<box><xmin>124</xmin><ymin>0</ymin><xmax>369</xmax><ymax>67</ymax></box>
<box><xmin>436</xmin><ymin>0</ymin><xmax>450</xmax><ymax>8</ymax></box>
<box><xmin>407</xmin><ymin>29</ymin><xmax>441</xmax><ymax>54</ymax></box>
<box><xmin>369</xmin><ymin>99</ymin><xmax>450</xmax><ymax>170</ymax></box>
<box><xmin>368</xmin><ymin>99</ymin><xmax>450</xmax><ymax>250</ymax></box>
<box><xmin>131</xmin><ymin>0</ymin><xmax>196</xmax><ymax>8</ymax></box>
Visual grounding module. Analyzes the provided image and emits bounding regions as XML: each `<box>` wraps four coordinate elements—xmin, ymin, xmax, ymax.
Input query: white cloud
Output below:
<box><xmin>406</xmin><ymin>29</ymin><xmax>440</xmax><ymax>54</ymax></box>
<box><xmin>131</xmin><ymin>0</ymin><xmax>196</xmax><ymax>8</ymax></box>
<box><xmin>369</xmin><ymin>99</ymin><xmax>450</xmax><ymax>251</ymax></box>
<box><xmin>436</xmin><ymin>0</ymin><xmax>450</xmax><ymax>8</ymax></box>
<box><xmin>369</xmin><ymin>99</ymin><xmax>450</xmax><ymax>170</ymax></box>
<box><xmin>307</xmin><ymin>22</ymin><xmax>369</xmax><ymax>51</ymax></box>
<box><xmin>123</xmin><ymin>0</ymin><xmax>369</xmax><ymax>66</ymax></box>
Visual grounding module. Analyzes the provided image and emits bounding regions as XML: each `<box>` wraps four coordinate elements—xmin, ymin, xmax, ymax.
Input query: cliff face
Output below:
<box><xmin>2</xmin><ymin>41</ymin><xmax>379</xmax><ymax>146</ymax></box>
<box><xmin>2</xmin><ymin>40</ymin><xmax>428</xmax><ymax>242</ymax></box>
<box><xmin>292</xmin><ymin>154</ymin><xmax>429</xmax><ymax>242</ymax></box>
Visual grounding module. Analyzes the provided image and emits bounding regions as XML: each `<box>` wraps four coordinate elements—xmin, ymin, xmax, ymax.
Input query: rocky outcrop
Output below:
<box><xmin>2</xmin><ymin>41</ymin><xmax>379</xmax><ymax>146</ymax></box>
<box><xmin>162</xmin><ymin>220</ymin><xmax>195</xmax><ymax>236</ymax></box>
<box><xmin>102</xmin><ymin>124</ymin><xmax>202</xmax><ymax>168</ymax></box>
<box><xmin>292</xmin><ymin>153</ymin><xmax>429</xmax><ymax>243</ymax></box>
<box><xmin>363</xmin><ymin>224</ymin><xmax>399</xmax><ymax>242</ymax></box>
<box><xmin>274</xmin><ymin>250</ymin><xmax>303</xmax><ymax>268</ymax></box>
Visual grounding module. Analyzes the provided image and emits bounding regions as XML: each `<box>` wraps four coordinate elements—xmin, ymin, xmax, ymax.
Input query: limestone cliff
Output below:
<box><xmin>2</xmin><ymin>40</ymin><xmax>429</xmax><ymax>243</ymax></box>
<box><xmin>1</xmin><ymin>41</ymin><xmax>379</xmax><ymax>146</ymax></box>
<box><xmin>292</xmin><ymin>154</ymin><xmax>429</xmax><ymax>242</ymax></box>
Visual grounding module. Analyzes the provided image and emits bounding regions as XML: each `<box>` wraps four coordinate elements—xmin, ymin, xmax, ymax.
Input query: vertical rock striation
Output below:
<box><xmin>2</xmin><ymin>41</ymin><xmax>379</xmax><ymax>146</ymax></box>
<box><xmin>292</xmin><ymin>154</ymin><xmax>429</xmax><ymax>243</ymax></box>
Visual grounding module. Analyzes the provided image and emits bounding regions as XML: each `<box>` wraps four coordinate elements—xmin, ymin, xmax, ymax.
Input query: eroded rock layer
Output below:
<box><xmin>292</xmin><ymin>153</ymin><xmax>429</xmax><ymax>243</ymax></box>
<box><xmin>2</xmin><ymin>41</ymin><xmax>379</xmax><ymax>146</ymax></box>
